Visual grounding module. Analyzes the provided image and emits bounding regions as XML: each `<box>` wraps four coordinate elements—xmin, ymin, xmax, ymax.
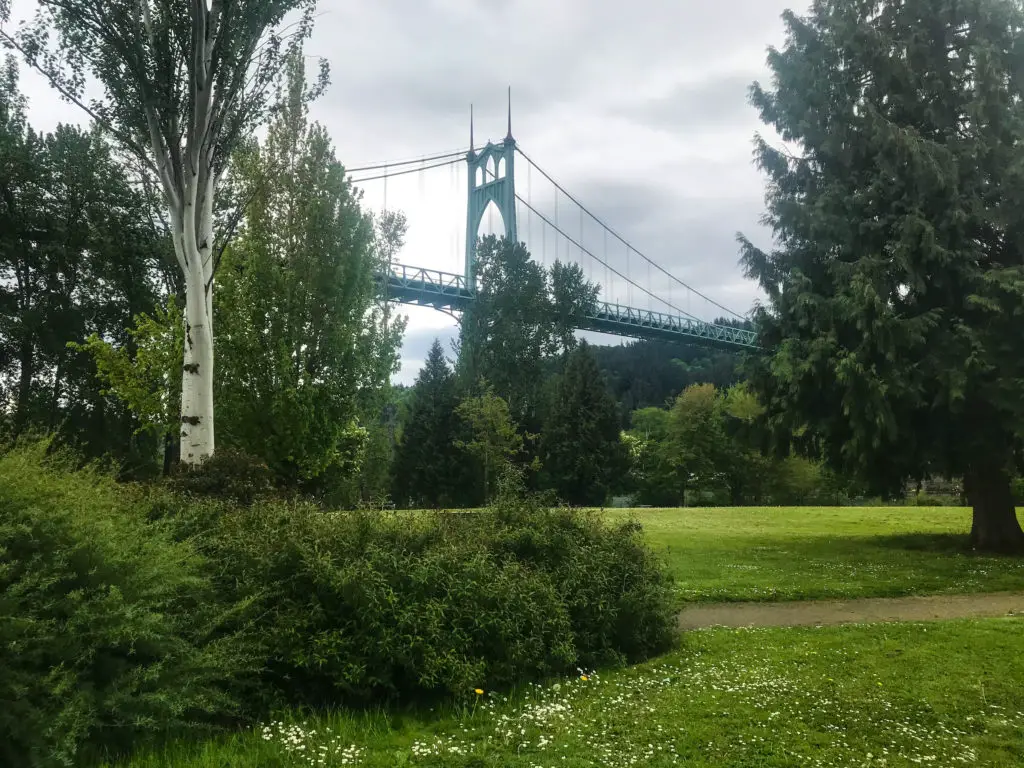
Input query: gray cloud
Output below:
<box><xmin>631</xmin><ymin>75</ymin><xmax>757</xmax><ymax>133</ymax></box>
<box><xmin>12</xmin><ymin>0</ymin><xmax>795</xmax><ymax>385</ymax></box>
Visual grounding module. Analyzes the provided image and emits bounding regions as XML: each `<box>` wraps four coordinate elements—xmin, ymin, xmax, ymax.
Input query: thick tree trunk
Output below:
<box><xmin>173</xmin><ymin>168</ymin><xmax>216</xmax><ymax>466</ymax></box>
<box><xmin>964</xmin><ymin>463</ymin><xmax>1024</xmax><ymax>554</ymax></box>
<box><xmin>179</xmin><ymin>263</ymin><xmax>215</xmax><ymax>464</ymax></box>
<box><xmin>14</xmin><ymin>338</ymin><xmax>34</xmax><ymax>434</ymax></box>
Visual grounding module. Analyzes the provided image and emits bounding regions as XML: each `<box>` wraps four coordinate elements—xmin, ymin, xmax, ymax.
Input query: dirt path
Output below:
<box><xmin>678</xmin><ymin>591</ymin><xmax>1024</xmax><ymax>630</ymax></box>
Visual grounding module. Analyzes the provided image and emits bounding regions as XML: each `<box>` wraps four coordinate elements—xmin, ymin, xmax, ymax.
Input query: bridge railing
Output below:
<box><xmin>375</xmin><ymin>264</ymin><xmax>758</xmax><ymax>349</ymax></box>
<box><xmin>384</xmin><ymin>264</ymin><xmax>470</xmax><ymax>295</ymax></box>
<box><xmin>592</xmin><ymin>301</ymin><xmax>758</xmax><ymax>347</ymax></box>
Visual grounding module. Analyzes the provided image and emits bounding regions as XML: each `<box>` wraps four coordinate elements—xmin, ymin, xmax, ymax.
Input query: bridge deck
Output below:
<box><xmin>376</xmin><ymin>264</ymin><xmax>758</xmax><ymax>351</ymax></box>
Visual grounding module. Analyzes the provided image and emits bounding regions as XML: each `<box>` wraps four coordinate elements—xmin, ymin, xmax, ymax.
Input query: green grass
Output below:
<box><xmin>107</xmin><ymin>617</ymin><xmax>1024</xmax><ymax>767</ymax></box>
<box><xmin>610</xmin><ymin>506</ymin><xmax>1024</xmax><ymax>602</ymax></box>
<box><xmin>100</xmin><ymin>505</ymin><xmax>1024</xmax><ymax>767</ymax></box>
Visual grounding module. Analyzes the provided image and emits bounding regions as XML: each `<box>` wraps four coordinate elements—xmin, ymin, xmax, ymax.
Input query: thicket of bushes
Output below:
<box><xmin>0</xmin><ymin>443</ymin><xmax>255</xmax><ymax>768</ymax></box>
<box><xmin>0</xmin><ymin>443</ymin><xmax>676</xmax><ymax>767</ymax></box>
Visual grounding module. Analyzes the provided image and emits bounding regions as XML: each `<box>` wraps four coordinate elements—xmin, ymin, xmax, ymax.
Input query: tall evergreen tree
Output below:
<box><xmin>541</xmin><ymin>342</ymin><xmax>625</xmax><ymax>506</ymax></box>
<box><xmin>739</xmin><ymin>0</ymin><xmax>1024</xmax><ymax>551</ymax></box>
<box><xmin>392</xmin><ymin>340</ymin><xmax>463</xmax><ymax>508</ymax></box>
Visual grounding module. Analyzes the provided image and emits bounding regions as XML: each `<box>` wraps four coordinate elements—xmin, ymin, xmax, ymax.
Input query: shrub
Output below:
<box><xmin>487</xmin><ymin>469</ymin><xmax>677</xmax><ymax>667</ymax></box>
<box><xmin>202</xmin><ymin>467</ymin><xmax>676</xmax><ymax>707</ymax></box>
<box><xmin>166</xmin><ymin>447</ymin><xmax>273</xmax><ymax>505</ymax></box>
<box><xmin>0</xmin><ymin>442</ymin><xmax>252</xmax><ymax>768</ymax></box>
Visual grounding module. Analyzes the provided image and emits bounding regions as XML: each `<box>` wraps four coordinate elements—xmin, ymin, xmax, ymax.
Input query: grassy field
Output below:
<box><xmin>107</xmin><ymin>618</ymin><xmax>1024</xmax><ymax>767</ymax></box>
<box><xmin>104</xmin><ymin>505</ymin><xmax>1024</xmax><ymax>767</ymax></box>
<box><xmin>614</xmin><ymin>506</ymin><xmax>1024</xmax><ymax>602</ymax></box>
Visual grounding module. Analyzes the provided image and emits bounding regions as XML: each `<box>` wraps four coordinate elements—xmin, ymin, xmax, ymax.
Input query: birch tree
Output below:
<box><xmin>2</xmin><ymin>0</ymin><xmax>326</xmax><ymax>463</ymax></box>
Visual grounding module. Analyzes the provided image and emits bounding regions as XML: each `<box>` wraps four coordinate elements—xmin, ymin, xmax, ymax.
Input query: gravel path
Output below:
<box><xmin>678</xmin><ymin>591</ymin><xmax>1024</xmax><ymax>630</ymax></box>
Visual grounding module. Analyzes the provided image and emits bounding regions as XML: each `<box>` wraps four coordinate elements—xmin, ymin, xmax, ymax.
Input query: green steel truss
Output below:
<box><xmin>377</xmin><ymin>265</ymin><xmax>758</xmax><ymax>351</ymax></box>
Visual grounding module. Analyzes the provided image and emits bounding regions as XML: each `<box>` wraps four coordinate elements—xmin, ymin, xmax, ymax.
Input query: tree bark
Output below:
<box><xmin>14</xmin><ymin>337</ymin><xmax>34</xmax><ymax>434</ymax></box>
<box><xmin>179</xmin><ymin>258</ymin><xmax>215</xmax><ymax>464</ymax></box>
<box><xmin>173</xmin><ymin>168</ymin><xmax>216</xmax><ymax>466</ymax></box>
<box><xmin>964</xmin><ymin>463</ymin><xmax>1024</xmax><ymax>554</ymax></box>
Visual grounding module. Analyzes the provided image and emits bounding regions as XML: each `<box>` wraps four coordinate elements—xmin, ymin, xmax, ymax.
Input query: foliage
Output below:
<box><xmin>737</xmin><ymin>0</ymin><xmax>1024</xmax><ymax>551</ymax></box>
<box><xmin>457</xmin><ymin>236</ymin><xmax>598</xmax><ymax>425</ymax></box>
<box><xmin>214</xmin><ymin>58</ymin><xmax>403</xmax><ymax>486</ymax></box>
<box><xmin>71</xmin><ymin>295</ymin><xmax>184</xmax><ymax>443</ymax></box>
<box><xmin>188</xmin><ymin>464</ymin><xmax>674</xmax><ymax>709</ymax></box>
<box><xmin>540</xmin><ymin>342</ymin><xmax>626</xmax><ymax>506</ymax></box>
<box><xmin>11</xmin><ymin>0</ymin><xmax>328</xmax><ymax>463</ymax></box>
<box><xmin>455</xmin><ymin>383</ymin><xmax>530</xmax><ymax>501</ymax></box>
<box><xmin>392</xmin><ymin>339</ymin><xmax>467</xmax><ymax>508</ymax></box>
<box><xmin>487</xmin><ymin>468</ymin><xmax>677</xmax><ymax>667</ymax></box>
<box><xmin>166</xmin><ymin>447</ymin><xmax>274</xmax><ymax>506</ymax></box>
<box><xmin>0</xmin><ymin>442</ymin><xmax>252</xmax><ymax>768</ymax></box>
<box><xmin>592</xmin><ymin>337</ymin><xmax>748</xmax><ymax>416</ymax></box>
<box><xmin>0</xmin><ymin>58</ymin><xmax>170</xmax><ymax>473</ymax></box>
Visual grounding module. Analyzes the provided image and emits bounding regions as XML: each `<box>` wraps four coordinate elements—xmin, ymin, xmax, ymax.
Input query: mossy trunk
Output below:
<box><xmin>965</xmin><ymin>463</ymin><xmax>1024</xmax><ymax>554</ymax></box>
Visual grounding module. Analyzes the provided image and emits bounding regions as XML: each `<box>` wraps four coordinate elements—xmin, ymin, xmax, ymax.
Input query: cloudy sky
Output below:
<box><xmin>7</xmin><ymin>0</ymin><xmax>796</xmax><ymax>384</ymax></box>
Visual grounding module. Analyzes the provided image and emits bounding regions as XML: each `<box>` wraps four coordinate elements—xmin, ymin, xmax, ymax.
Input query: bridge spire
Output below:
<box><xmin>464</xmin><ymin>97</ymin><xmax>518</xmax><ymax>288</ymax></box>
<box><xmin>470</xmin><ymin>103</ymin><xmax>475</xmax><ymax>153</ymax></box>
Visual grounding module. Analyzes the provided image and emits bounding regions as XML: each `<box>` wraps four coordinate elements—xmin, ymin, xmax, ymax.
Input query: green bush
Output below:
<box><xmin>166</xmin><ymin>447</ymin><xmax>274</xmax><ymax>505</ymax></box>
<box><xmin>201</xmin><ymin>467</ymin><xmax>676</xmax><ymax>707</ymax></box>
<box><xmin>0</xmin><ymin>442</ymin><xmax>253</xmax><ymax>768</ymax></box>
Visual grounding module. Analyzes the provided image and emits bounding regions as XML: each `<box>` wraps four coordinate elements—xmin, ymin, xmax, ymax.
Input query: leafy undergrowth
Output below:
<box><xmin>613</xmin><ymin>506</ymin><xmax>1024</xmax><ymax>602</ymax></box>
<box><xmin>106</xmin><ymin>617</ymin><xmax>1024</xmax><ymax>767</ymax></box>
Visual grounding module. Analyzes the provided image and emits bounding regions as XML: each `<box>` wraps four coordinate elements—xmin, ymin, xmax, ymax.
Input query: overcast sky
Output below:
<box><xmin>6</xmin><ymin>0</ymin><xmax>796</xmax><ymax>384</ymax></box>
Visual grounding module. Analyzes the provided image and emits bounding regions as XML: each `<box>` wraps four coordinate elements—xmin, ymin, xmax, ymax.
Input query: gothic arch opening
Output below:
<box><xmin>476</xmin><ymin>198</ymin><xmax>506</xmax><ymax>239</ymax></box>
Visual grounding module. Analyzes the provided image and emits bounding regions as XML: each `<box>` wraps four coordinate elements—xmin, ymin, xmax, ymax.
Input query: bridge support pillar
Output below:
<box><xmin>465</xmin><ymin>105</ymin><xmax>517</xmax><ymax>288</ymax></box>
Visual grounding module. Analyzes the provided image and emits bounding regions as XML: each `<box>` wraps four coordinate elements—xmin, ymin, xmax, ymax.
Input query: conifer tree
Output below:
<box><xmin>392</xmin><ymin>339</ymin><xmax>463</xmax><ymax>508</ymax></box>
<box><xmin>541</xmin><ymin>342</ymin><xmax>625</xmax><ymax>506</ymax></box>
<box><xmin>739</xmin><ymin>0</ymin><xmax>1024</xmax><ymax>551</ymax></box>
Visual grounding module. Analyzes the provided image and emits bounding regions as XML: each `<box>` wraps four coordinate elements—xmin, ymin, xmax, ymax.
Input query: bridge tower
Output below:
<box><xmin>464</xmin><ymin>92</ymin><xmax>518</xmax><ymax>287</ymax></box>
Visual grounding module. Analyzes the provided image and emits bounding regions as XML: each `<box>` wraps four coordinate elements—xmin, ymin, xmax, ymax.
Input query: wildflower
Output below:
<box><xmin>474</xmin><ymin>688</ymin><xmax>484</xmax><ymax>695</ymax></box>
<box><xmin>580</xmin><ymin>675</ymin><xmax>589</xmax><ymax>681</ymax></box>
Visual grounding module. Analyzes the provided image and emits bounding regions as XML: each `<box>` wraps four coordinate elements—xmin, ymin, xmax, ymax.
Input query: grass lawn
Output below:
<box><xmin>102</xmin><ymin>506</ymin><xmax>1024</xmax><ymax>767</ymax></box>
<box><xmin>611</xmin><ymin>506</ymin><xmax>1024</xmax><ymax>602</ymax></box>
<box><xmin>108</xmin><ymin>617</ymin><xmax>1024</xmax><ymax>767</ymax></box>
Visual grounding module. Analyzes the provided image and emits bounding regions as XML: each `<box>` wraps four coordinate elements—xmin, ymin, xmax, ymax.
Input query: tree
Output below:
<box><xmin>454</xmin><ymin>383</ymin><xmax>527</xmax><ymax>502</ymax></box>
<box><xmin>71</xmin><ymin>296</ymin><xmax>184</xmax><ymax>468</ymax></box>
<box><xmin>540</xmin><ymin>341</ymin><xmax>625</xmax><ymax>506</ymax></box>
<box><xmin>392</xmin><ymin>339</ymin><xmax>464</xmax><ymax>508</ymax></box>
<box><xmin>666</xmin><ymin>383</ymin><xmax>733</xmax><ymax>503</ymax></box>
<box><xmin>738</xmin><ymin>0</ymin><xmax>1024</xmax><ymax>551</ymax></box>
<box><xmin>7</xmin><ymin>0</ymin><xmax>325</xmax><ymax>464</ymax></box>
<box><xmin>1</xmin><ymin>57</ymin><xmax>169</xmax><ymax>469</ymax></box>
<box><xmin>457</xmin><ymin>235</ymin><xmax>598</xmax><ymax>425</ymax></box>
<box><xmin>213</xmin><ymin>58</ymin><xmax>403</xmax><ymax>485</ymax></box>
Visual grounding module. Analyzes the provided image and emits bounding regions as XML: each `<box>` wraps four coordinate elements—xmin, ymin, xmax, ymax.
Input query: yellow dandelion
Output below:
<box><xmin>474</xmin><ymin>688</ymin><xmax>484</xmax><ymax>695</ymax></box>
<box><xmin>580</xmin><ymin>675</ymin><xmax>589</xmax><ymax>681</ymax></box>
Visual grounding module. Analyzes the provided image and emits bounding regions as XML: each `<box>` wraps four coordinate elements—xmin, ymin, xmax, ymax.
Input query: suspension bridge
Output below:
<box><xmin>359</xmin><ymin>106</ymin><xmax>759</xmax><ymax>352</ymax></box>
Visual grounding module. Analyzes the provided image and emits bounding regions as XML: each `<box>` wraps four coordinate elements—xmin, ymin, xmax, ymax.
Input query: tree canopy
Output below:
<box><xmin>739</xmin><ymin>0</ymin><xmax>1024</xmax><ymax>551</ymax></box>
<box><xmin>8</xmin><ymin>0</ymin><xmax>326</xmax><ymax>463</ymax></box>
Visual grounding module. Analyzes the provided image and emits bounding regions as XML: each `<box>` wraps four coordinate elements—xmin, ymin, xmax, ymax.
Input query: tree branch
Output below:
<box><xmin>0</xmin><ymin>27</ymin><xmax>154</xmax><ymax>167</ymax></box>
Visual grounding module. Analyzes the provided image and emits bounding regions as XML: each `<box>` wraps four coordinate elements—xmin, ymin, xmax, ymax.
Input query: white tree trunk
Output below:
<box><xmin>176</xmin><ymin>169</ymin><xmax>216</xmax><ymax>465</ymax></box>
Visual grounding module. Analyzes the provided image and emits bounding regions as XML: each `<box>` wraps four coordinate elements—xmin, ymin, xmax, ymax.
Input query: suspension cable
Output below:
<box><xmin>513</xmin><ymin>191</ymin><xmax>704</xmax><ymax>323</ymax></box>
<box><xmin>515</xmin><ymin>146</ymin><xmax>746</xmax><ymax>320</ymax></box>
<box><xmin>345</xmin><ymin>148</ymin><xmax>468</xmax><ymax>174</ymax></box>
<box><xmin>348</xmin><ymin>156</ymin><xmax>463</xmax><ymax>185</ymax></box>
